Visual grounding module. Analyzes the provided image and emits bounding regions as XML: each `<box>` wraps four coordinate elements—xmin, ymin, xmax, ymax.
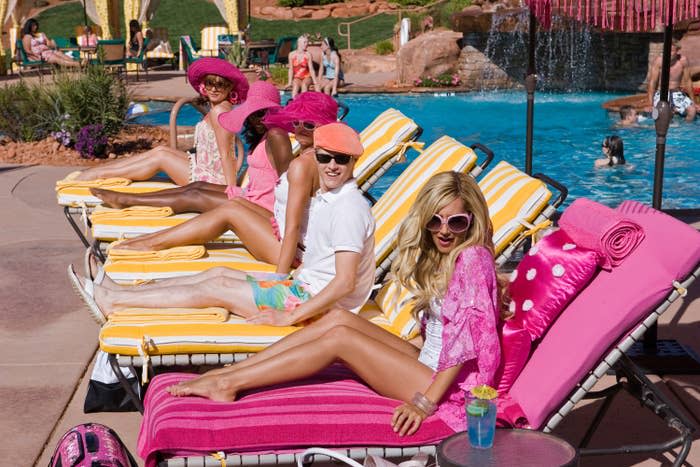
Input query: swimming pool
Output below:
<box><xmin>130</xmin><ymin>92</ymin><xmax>700</xmax><ymax>209</ymax></box>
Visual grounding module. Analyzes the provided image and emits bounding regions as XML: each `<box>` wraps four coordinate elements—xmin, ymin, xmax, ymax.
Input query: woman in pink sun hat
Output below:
<box><xmin>77</xmin><ymin>58</ymin><xmax>248</xmax><ymax>198</ymax></box>
<box><xmin>109</xmin><ymin>92</ymin><xmax>341</xmax><ymax>276</ymax></box>
<box><xmin>89</xmin><ymin>79</ymin><xmax>290</xmax><ymax>216</ymax></box>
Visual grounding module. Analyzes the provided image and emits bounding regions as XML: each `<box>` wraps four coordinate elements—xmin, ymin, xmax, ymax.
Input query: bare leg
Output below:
<box><xmin>207</xmin><ymin>309</ymin><xmax>420</xmax><ymax>376</ymax></box>
<box><xmin>75</xmin><ymin>146</ymin><xmax>191</xmax><ymax>184</ymax></box>
<box><xmin>91</xmin><ymin>181</ymin><xmax>228</xmax><ymax>213</ymax></box>
<box><xmin>114</xmin><ymin>199</ymin><xmax>280</xmax><ymax>263</ymax></box>
<box><xmin>686</xmin><ymin>105</ymin><xmax>697</xmax><ymax>122</ymax></box>
<box><xmin>94</xmin><ymin>271</ymin><xmax>257</xmax><ymax>317</ymax></box>
<box><xmin>103</xmin><ymin>265</ymin><xmax>247</xmax><ymax>291</ymax></box>
<box><xmin>167</xmin><ymin>321</ymin><xmax>432</xmax><ymax>402</ymax></box>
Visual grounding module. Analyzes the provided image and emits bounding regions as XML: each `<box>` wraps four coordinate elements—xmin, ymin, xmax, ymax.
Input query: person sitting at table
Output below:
<box><xmin>287</xmin><ymin>35</ymin><xmax>318</xmax><ymax>98</ymax></box>
<box><xmin>77</xmin><ymin>25</ymin><xmax>98</xmax><ymax>48</ymax></box>
<box><xmin>127</xmin><ymin>20</ymin><xmax>144</xmax><ymax>58</ymax></box>
<box><xmin>21</xmin><ymin>18</ymin><xmax>81</xmax><ymax>67</ymax></box>
<box><xmin>318</xmin><ymin>37</ymin><xmax>343</xmax><ymax>97</ymax></box>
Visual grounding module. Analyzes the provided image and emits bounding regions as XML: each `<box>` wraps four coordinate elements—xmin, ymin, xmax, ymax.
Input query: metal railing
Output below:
<box><xmin>337</xmin><ymin>0</ymin><xmax>449</xmax><ymax>50</ymax></box>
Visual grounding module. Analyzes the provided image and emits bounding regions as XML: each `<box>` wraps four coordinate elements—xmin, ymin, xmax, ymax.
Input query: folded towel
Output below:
<box><xmin>91</xmin><ymin>205</ymin><xmax>174</xmax><ymax>222</ymax></box>
<box><xmin>558</xmin><ymin>198</ymin><xmax>645</xmax><ymax>269</ymax></box>
<box><xmin>108</xmin><ymin>245</ymin><xmax>207</xmax><ymax>262</ymax></box>
<box><xmin>56</xmin><ymin>172</ymin><xmax>131</xmax><ymax>191</ymax></box>
<box><xmin>108</xmin><ymin>306</ymin><xmax>229</xmax><ymax>323</ymax></box>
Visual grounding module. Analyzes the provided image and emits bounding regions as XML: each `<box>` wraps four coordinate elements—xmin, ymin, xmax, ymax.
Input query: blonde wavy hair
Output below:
<box><xmin>391</xmin><ymin>171</ymin><xmax>499</xmax><ymax>317</ymax></box>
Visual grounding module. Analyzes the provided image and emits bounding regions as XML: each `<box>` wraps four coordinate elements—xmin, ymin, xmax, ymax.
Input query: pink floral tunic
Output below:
<box><xmin>189</xmin><ymin>120</ymin><xmax>227</xmax><ymax>185</ymax></box>
<box><xmin>428</xmin><ymin>246</ymin><xmax>501</xmax><ymax>432</ymax></box>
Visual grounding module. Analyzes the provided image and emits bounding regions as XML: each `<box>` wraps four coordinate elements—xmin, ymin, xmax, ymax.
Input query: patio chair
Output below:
<box><xmin>125</xmin><ymin>37</ymin><xmax>150</xmax><ymax>81</ymax></box>
<box><xmin>88</xmin><ymin>108</ymin><xmax>423</xmax><ymax>244</ymax></box>
<box><xmin>90</xmin><ymin>39</ymin><xmax>126</xmax><ymax>74</ymax></box>
<box><xmin>200</xmin><ymin>25</ymin><xmax>229</xmax><ymax>57</ymax></box>
<box><xmin>14</xmin><ymin>39</ymin><xmax>48</xmax><ymax>76</ymax></box>
<box><xmin>134</xmin><ymin>200</ymin><xmax>700</xmax><ymax>467</ymax></box>
<box><xmin>144</xmin><ymin>27</ymin><xmax>175</xmax><ymax>62</ymax></box>
<box><xmin>178</xmin><ymin>35</ymin><xmax>200</xmax><ymax>72</ymax></box>
<box><xmin>268</xmin><ymin>36</ymin><xmax>297</xmax><ymax>65</ymax></box>
<box><xmin>54</xmin><ymin>36</ymin><xmax>80</xmax><ymax>60</ymax></box>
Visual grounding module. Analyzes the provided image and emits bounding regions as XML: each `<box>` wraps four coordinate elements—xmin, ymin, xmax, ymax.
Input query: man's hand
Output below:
<box><xmin>246</xmin><ymin>309</ymin><xmax>294</xmax><ymax>326</ymax></box>
<box><xmin>391</xmin><ymin>403</ymin><xmax>427</xmax><ymax>437</ymax></box>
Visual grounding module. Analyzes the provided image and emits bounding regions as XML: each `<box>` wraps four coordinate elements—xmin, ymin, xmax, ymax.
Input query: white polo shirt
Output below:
<box><xmin>294</xmin><ymin>179</ymin><xmax>376</xmax><ymax>312</ymax></box>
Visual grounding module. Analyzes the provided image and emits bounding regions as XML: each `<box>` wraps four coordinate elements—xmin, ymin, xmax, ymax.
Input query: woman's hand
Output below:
<box><xmin>246</xmin><ymin>309</ymin><xmax>294</xmax><ymax>326</ymax></box>
<box><xmin>391</xmin><ymin>403</ymin><xmax>426</xmax><ymax>436</ymax></box>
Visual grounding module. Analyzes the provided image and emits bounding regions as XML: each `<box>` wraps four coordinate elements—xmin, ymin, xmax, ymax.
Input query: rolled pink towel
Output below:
<box><xmin>558</xmin><ymin>198</ymin><xmax>645</xmax><ymax>269</ymax></box>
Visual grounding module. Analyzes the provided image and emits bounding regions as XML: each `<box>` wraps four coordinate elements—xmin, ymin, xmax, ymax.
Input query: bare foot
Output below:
<box><xmin>90</xmin><ymin>188</ymin><xmax>130</xmax><ymax>208</ymax></box>
<box><xmin>166</xmin><ymin>374</ymin><xmax>238</xmax><ymax>401</ymax></box>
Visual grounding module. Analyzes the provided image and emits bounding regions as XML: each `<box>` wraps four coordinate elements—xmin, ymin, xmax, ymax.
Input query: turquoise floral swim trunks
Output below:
<box><xmin>246</xmin><ymin>272</ymin><xmax>312</xmax><ymax>312</ymax></box>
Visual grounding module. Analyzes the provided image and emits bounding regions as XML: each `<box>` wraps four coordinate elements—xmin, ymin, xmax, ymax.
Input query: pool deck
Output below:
<box><xmin>1</xmin><ymin>71</ymin><xmax>700</xmax><ymax>466</ymax></box>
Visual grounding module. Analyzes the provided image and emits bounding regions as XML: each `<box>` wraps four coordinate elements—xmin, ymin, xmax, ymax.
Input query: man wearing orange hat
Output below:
<box><xmin>71</xmin><ymin>123</ymin><xmax>376</xmax><ymax>328</ymax></box>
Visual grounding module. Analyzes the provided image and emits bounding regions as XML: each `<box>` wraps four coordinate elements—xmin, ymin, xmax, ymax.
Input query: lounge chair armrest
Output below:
<box><xmin>470</xmin><ymin>142</ymin><xmax>495</xmax><ymax>172</ymax></box>
<box><xmin>533</xmin><ymin>172</ymin><xmax>568</xmax><ymax>208</ymax></box>
<box><xmin>337</xmin><ymin>101</ymin><xmax>349</xmax><ymax>121</ymax></box>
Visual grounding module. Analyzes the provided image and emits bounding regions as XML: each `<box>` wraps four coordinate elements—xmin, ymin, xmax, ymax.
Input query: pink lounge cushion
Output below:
<box><xmin>509</xmin><ymin>228</ymin><xmax>602</xmax><ymax>341</ymax></box>
<box><xmin>558</xmin><ymin>198</ymin><xmax>645</xmax><ymax>270</ymax></box>
<box><xmin>508</xmin><ymin>201</ymin><xmax>700</xmax><ymax>429</ymax></box>
<box><xmin>494</xmin><ymin>320</ymin><xmax>531</xmax><ymax>394</ymax></box>
<box><xmin>138</xmin><ymin>369</ymin><xmax>454</xmax><ymax>467</ymax></box>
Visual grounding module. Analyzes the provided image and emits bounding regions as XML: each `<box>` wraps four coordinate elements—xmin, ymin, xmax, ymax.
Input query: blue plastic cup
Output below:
<box><xmin>466</xmin><ymin>396</ymin><xmax>497</xmax><ymax>449</ymax></box>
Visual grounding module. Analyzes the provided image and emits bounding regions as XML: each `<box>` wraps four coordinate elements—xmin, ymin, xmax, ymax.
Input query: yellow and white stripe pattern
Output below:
<box><xmin>57</xmin><ymin>181</ymin><xmax>179</xmax><ymax>208</ymax></box>
<box><xmin>478</xmin><ymin>161</ymin><xmax>552</xmax><ymax>254</ymax></box>
<box><xmin>145</xmin><ymin>28</ymin><xmax>175</xmax><ymax>60</ymax></box>
<box><xmin>373</xmin><ymin>135</ymin><xmax>478</xmax><ymax>266</ymax></box>
<box><xmin>354</xmin><ymin>109</ymin><xmax>421</xmax><ymax>189</ymax></box>
<box><xmin>200</xmin><ymin>25</ymin><xmax>229</xmax><ymax>57</ymax></box>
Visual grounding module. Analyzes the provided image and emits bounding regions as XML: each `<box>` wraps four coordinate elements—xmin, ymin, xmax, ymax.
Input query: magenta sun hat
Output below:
<box><xmin>218</xmin><ymin>80</ymin><xmax>282</xmax><ymax>133</ymax></box>
<box><xmin>262</xmin><ymin>91</ymin><xmax>338</xmax><ymax>133</ymax></box>
<box><xmin>187</xmin><ymin>57</ymin><xmax>249</xmax><ymax>104</ymax></box>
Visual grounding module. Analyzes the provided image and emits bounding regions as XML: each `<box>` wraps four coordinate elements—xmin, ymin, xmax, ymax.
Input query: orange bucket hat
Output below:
<box><xmin>313</xmin><ymin>123</ymin><xmax>364</xmax><ymax>158</ymax></box>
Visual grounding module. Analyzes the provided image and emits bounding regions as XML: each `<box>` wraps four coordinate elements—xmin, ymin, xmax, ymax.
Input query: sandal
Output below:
<box><xmin>68</xmin><ymin>264</ymin><xmax>107</xmax><ymax>325</ymax></box>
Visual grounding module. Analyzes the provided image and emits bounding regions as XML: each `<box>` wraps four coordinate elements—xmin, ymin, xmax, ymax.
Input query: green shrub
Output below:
<box><xmin>414</xmin><ymin>71</ymin><xmax>461</xmax><ymax>87</ymax></box>
<box><xmin>0</xmin><ymin>80</ymin><xmax>56</xmax><ymax>142</ymax></box>
<box><xmin>391</xmin><ymin>0</ymin><xmax>432</xmax><ymax>6</ymax></box>
<box><xmin>375</xmin><ymin>40</ymin><xmax>394</xmax><ymax>55</ymax></box>
<box><xmin>226</xmin><ymin>41</ymin><xmax>249</xmax><ymax>69</ymax></box>
<box><xmin>269</xmin><ymin>64</ymin><xmax>289</xmax><ymax>86</ymax></box>
<box><xmin>278</xmin><ymin>0</ymin><xmax>304</xmax><ymax>6</ymax></box>
<box><xmin>53</xmin><ymin>67</ymin><xmax>130</xmax><ymax>138</ymax></box>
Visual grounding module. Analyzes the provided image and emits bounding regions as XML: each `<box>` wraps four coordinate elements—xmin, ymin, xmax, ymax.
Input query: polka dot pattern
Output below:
<box><xmin>508</xmin><ymin>229</ymin><xmax>601</xmax><ymax>340</ymax></box>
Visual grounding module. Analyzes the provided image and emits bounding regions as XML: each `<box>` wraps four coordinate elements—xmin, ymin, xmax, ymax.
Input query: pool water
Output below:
<box><xmin>130</xmin><ymin>92</ymin><xmax>700</xmax><ymax>209</ymax></box>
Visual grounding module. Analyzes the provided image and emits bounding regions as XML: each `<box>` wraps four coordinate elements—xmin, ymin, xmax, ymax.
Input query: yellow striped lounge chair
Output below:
<box><xmin>200</xmin><ymin>25</ymin><xmax>229</xmax><ymax>57</ymax></box>
<box><xmin>89</xmin><ymin>109</ymin><xmax>424</xmax><ymax>244</ymax></box>
<box><xmin>145</xmin><ymin>28</ymin><xmax>175</xmax><ymax>61</ymax></box>
<box><xmin>101</xmin><ymin>135</ymin><xmax>490</xmax><ymax>283</ymax></box>
<box><xmin>99</xmin><ymin>137</ymin><xmax>492</xmax><ymax>388</ymax></box>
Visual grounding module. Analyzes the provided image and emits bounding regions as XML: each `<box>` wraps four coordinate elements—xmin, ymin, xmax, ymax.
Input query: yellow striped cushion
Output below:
<box><xmin>100</xmin><ymin>316</ymin><xmax>300</xmax><ymax>355</ymax></box>
<box><xmin>104</xmin><ymin>247</ymin><xmax>274</xmax><ymax>282</ymax></box>
<box><xmin>364</xmin><ymin>280</ymin><xmax>420</xmax><ymax>340</ymax></box>
<box><xmin>146</xmin><ymin>50</ymin><xmax>175</xmax><ymax>59</ymax></box>
<box><xmin>57</xmin><ymin>181</ymin><xmax>178</xmax><ymax>207</ymax></box>
<box><xmin>92</xmin><ymin>212</ymin><xmax>239</xmax><ymax>242</ymax></box>
<box><xmin>200</xmin><ymin>25</ymin><xmax>228</xmax><ymax>55</ymax></box>
<box><xmin>353</xmin><ymin>109</ymin><xmax>420</xmax><ymax>188</ymax></box>
<box><xmin>479</xmin><ymin>161</ymin><xmax>552</xmax><ymax>254</ymax></box>
<box><xmin>372</xmin><ymin>135</ymin><xmax>478</xmax><ymax>266</ymax></box>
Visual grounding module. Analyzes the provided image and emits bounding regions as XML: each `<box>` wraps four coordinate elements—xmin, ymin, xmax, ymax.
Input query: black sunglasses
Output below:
<box><xmin>292</xmin><ymin>120</ymin><xmax>318</xmax><ymax>131</ymax></box>
<box><xmin>315</xmin><ymin>151</ymin><xmax>352</xmax><ymax>165</ymax></box>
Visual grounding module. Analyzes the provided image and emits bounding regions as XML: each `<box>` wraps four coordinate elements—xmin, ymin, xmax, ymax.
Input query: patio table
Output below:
<box><xmin>437</xmin><ymin>429</ymin><xmax>577</xmax><ymax>467</ymax></box>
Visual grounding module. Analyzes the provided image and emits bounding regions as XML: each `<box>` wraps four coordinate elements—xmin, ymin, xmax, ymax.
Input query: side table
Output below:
<box><xmin>437</xmin><ymin>429</ymin><xmax>577</xmax><ymax>467</ymax></box>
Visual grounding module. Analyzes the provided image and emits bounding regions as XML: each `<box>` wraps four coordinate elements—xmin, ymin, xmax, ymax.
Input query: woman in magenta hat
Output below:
<box><xmin>77</xmin><ymin>58</ymin><xmax>250</xmax><ymax>204</ymax></box>
<box><xmin>89</xmin><ymin>77</ymin><xmax>291</xmax><ymax>216</ymax></box>
<box><xmin>107</xmin><ymin>92</ymin><xmax>340</xmax><ymax>275</ymax></box>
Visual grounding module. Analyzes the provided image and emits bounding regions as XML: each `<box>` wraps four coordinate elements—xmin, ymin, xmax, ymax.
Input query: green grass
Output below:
<box><xmin>35</xmin><ymin>0</ymin><xmax>396</xmax><ymax>51</ymax></box>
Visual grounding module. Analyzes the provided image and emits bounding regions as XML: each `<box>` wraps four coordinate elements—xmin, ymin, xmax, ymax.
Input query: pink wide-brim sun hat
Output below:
<box><xmin>187</xmin><ymin>57</ymin><xmax>249</xmax><ymax>104</ymax></box>
<box><xmin>262</xmin><ymin>91</ymin><xmax>338</xmax><ymax>133</ymax></box>
<box><xmin>218</xmin><ymin>81</ymin><xmax>282</xmax><ymax>133</ymax></box>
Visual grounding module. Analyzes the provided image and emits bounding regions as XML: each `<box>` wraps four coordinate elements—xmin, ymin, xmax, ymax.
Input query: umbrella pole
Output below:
<box><xmin>525</xmin><ymin>9</ymin><xmax>537</xmax><ymax>175</ymax></box>
<box><xmin>644</xmin><ymin>16</ymin><xmax>675</xmax><ymax>352</ymax></box>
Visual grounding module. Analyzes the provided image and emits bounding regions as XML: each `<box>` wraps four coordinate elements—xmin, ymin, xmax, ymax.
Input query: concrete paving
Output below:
<box><xmin>1</xmin><ymin>72</ymin><xmax>699</xmax><ymax>466</ymax></box>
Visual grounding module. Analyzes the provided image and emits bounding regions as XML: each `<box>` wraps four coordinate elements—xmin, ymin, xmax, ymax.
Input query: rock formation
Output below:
<box><xmin>396</xmin><ymin>30</ymin><xmax>462</xmax><ymax>84</ymax></box>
